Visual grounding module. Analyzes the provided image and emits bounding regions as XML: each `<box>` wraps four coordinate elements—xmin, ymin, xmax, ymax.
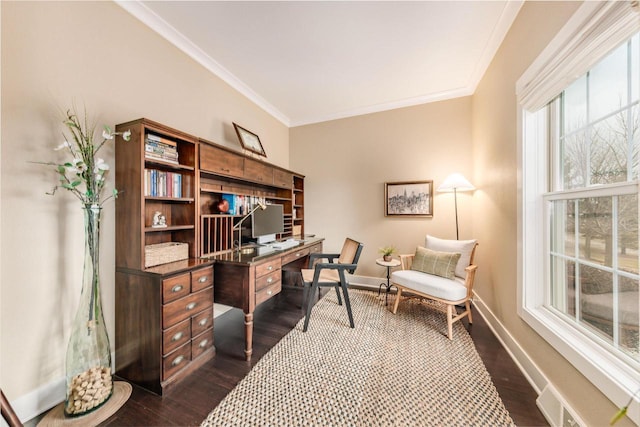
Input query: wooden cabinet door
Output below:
<box><xmin>244</xmin><ymin>158</ymin><xmax>273</xmax><ymax>185</ymax></box>
<box><xmin>273</xmin><ymin>169</ymin><xmax>293</xmax><ymax>189</ymax></box>
<box><xmin>200</xmin><ymin>143</ymin><xmax>243</xmax><ymax>177</ymax></box>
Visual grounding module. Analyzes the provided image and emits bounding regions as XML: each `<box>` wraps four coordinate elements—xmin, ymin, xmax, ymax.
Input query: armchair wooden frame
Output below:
<box><xmin>391</xmin><ymin>243</ymin><xmax>478</xmax><ymax>340</ymax></box>
<box><xmin>301</xmin><ymin>238</ymin><xmax>364</xmax><ymax>332</ymax></box>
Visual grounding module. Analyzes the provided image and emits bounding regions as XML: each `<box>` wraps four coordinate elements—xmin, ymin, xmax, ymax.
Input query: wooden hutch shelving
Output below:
<box><xmin>114</xmin><ymin>118</ymin><xmax>306</xmax><ymax>393</ymax></box>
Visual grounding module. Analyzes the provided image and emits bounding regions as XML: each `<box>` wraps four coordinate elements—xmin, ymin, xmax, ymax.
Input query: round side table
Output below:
<box><xmin>376</xmin><ymin>258</ymin><xmax>401</xmax><ymax>305</ymax></box>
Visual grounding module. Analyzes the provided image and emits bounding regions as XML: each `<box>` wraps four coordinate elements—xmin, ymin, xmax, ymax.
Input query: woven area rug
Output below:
<box><xmin>202</xmin><ymin>289</ymin><xmax>515</xmax><ymax>426</ymax></box>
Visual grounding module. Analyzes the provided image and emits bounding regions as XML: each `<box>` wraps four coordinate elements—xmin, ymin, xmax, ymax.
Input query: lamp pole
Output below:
<box><xmin>436</xmin><ymin>173</ymin><xmax>474</xmax><ymax>241</ymax></box>
<box><xmin>453</xmin><ymin>187</ymin><xmax>459</xmax><ymax>240</ymax></box>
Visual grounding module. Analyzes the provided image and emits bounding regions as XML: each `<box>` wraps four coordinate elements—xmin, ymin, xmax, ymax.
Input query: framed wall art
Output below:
<box><xmin>233</xmin><ymin>122</ymin><xmax>266</xmax><ymax>157</ymax></box>
<box><xmin>385</xmin><ymin>180</ymin><xmax>433</xmax><ymax>217</ymax></box>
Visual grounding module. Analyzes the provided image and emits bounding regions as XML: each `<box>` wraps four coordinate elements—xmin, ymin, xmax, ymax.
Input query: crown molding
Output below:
<box><xmin>115</xmin><ymin>0</ymin><xmax>291</xmax><ymax>126</ymax></box>
<box><xmin>290</xmin><ymin>86</ymin><xmax>474</xmax><ymax>127</ymax></box>
<box><xmin>116</xmin><ymin>0</ymin><xmax>515</xmax><ymax>128</ymax></box>
<box><xmin>466</xmin><ymin>0</ymin><xmax>524</xmax><ymax>93</ymax></box>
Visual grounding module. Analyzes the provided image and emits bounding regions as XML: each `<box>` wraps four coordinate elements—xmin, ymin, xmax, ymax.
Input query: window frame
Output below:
<box><xmin>517</xmin><ymin>2</ymin><xmax>640</xmax><ymax>423</ymax></box>
<box><xmin>519</xmin><ymin>106</ymin><xmax>640</xmax><ymax>423</ymax></box>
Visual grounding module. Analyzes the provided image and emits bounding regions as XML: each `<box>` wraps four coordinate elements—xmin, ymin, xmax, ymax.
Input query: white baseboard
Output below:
<box><xmin>7</xmin><ymin>350</ymin><xmax>117</xmax><ymax>425</ymax></box>
<box><xmin>7</xmin><ymin>376</ymin><xmax>64</xmax><ymax>425</ymax></box>
<box><xmin>470</xmin><ymin>293</ymin><xmax>548</xmax><ymax>394</ymax></box>
<box><xmin>467</xmin><ymin>294</ymin><xmax>585</xmax><ymax>426</ymax></box>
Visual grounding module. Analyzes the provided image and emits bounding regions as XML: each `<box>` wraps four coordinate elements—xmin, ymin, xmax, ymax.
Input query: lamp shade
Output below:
<box><xmin>437</xmin><ymin>173</ymin><xmax>475</xmax><ymax>192</ymax></box>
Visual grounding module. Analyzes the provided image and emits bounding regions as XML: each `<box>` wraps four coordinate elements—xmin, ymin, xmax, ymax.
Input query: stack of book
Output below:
<box><xmin>145</xmin><ymin>133</ymin><xmax>179</xmax><ymax>164</ymax></box>
<box><xmin>144</xmin><ymin>169</ymin><xmax>183</xmax><ymax>198</ymax></box>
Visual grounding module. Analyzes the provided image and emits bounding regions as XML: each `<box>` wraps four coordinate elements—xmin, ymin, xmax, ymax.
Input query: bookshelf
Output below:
<box><xmin>114</xmin><ymin>119</ymin><xmax>214</xmax><ymax>395</ymax></box>
<box><xmin>113</xmin><ymin>118</ymin><xmax>305</xmax><ymax>392</ymax></box>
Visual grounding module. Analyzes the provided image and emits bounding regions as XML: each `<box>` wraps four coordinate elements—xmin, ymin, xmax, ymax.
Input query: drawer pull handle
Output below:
<box><xmin>171</xmin><ymin>284</ymin><xmax>184</xmax><ymax>293</ymax></box>
<box><xmin>198</xmin><ymin>276</ymin><xmax>208</xmax><ymax>283</ymax></box>
<box><xmin>267</xmin><ymin>265</ymin><xmax>273</xmax><ymax>271</ymax></box>
<box><xmin>199</xmin><ymin>339</ymin><xmax>208</xmax><ymax>348</ymax></box>
<box><xmin>296</xmin><ymin>252</ymin><xmax>302</xmax><ymax>257</ymax></box>
<box><xmin>171</xmin><ymin>332</ymin><xmax>183</xmax><ymax>342</ymax></box>
<box><xmin>267</xmin><ymin>278</ymin><xmax>273</xmax><ymax>284</ymax></box>
<box><xmin>267</xmin><ymin>290</ymin><xmax>273</xmax><ymax>296</ymax></box>
<box><xmin>186</xmin><ymin>302</ymin><xmax>197</xmax><ymax>311</ymax></box>
<box><xmin>199</xmin><ymin>318</ymin><xmax>208</xmax><ymax>327</ymax></box>
<box><xmin>172</xmin><ymin>355</ymin><xmax>184</xmax><ymax>366</ymax></box>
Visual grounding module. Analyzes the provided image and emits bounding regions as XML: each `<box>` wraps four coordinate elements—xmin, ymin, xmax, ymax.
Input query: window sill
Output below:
<box><xmin>521</xmin><ymin>303</ymin><xmax>640</xmax><ymax>424</ymax></box>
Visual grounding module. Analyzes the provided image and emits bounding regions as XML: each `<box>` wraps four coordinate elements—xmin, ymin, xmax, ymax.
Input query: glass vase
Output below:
<box><xmin>64</xmin><ymin>205</ymin><xmax>113</xmax><ymax>417</ymax></box>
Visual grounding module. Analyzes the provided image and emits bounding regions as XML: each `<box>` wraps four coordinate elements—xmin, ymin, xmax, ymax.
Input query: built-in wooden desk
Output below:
<box><xmin>211</xmin><ymin>237</ymin><xmax>323</xmax><ymax>360</ymax></box>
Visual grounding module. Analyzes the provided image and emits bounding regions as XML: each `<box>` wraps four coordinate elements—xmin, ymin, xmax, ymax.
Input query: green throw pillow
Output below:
<box><xmin>411</xmin><ymin>247</ymin><xmax>461</xmax><ymax>280</ymax></box>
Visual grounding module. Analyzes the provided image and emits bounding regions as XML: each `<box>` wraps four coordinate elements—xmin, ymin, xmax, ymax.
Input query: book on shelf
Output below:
<box><xmin>221</xmin><ymin>194</ymin><xmax>236</xmax><ymax>215</ymax></box>
<box><xmin>144</xmin><ymin>168</ymin><xmax>183</xmax><ymax>198</ymax></box>
<box><xmin>145</xmin><ymin>133</ymin><xmax>179</xmax><ymax>164</ymax></box>
<box><xmin>146</xmin><ymin>133</ymin><xmax>177</xmax><ymax>146</ymax></box>
<box><xmin>216</xmin><ymin>194</ymin><xmax>268</xmax><ymax>216</ymax></box>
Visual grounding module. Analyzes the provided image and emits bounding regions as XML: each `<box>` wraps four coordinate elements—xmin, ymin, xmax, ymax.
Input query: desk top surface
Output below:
<box><xmin>210</xmin><ymin>237</ymin><xmax>324</xmax><ymax>265</ymax></box>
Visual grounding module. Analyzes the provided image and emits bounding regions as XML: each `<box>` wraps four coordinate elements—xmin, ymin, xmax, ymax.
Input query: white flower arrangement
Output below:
<box><xmin>40</xmin><ymin>108</ymin><xmax>130</xmax><ymax>207</ymax></box>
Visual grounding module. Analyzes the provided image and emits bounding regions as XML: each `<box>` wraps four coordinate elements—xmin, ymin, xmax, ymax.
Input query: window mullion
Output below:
<box><xmin>627</xmin><ymin>40</ymin><xmax>634</xmax><ymax>182</ymax></box>
<box><xmin>586</xmin><ymin>71</ymin><xmax>592</xmax><ymax>187</ymax></box>
<box><xmin>612</xmin><ymin>196</ymin><xmax>620</xmax><ymax>348</ymax></box>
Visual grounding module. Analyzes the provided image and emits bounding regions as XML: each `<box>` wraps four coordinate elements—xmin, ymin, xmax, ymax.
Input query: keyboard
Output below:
<box><xmin>271</xmin><ymin>239</ymin><xmax>299</xmax><ymax>250</ymax></box>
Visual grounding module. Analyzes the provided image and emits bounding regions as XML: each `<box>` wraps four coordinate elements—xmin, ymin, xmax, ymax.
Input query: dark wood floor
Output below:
<box><xmin>101</xmin><ymin>287</ymin><xmax>549</xmax><ymax>426</ymax></box>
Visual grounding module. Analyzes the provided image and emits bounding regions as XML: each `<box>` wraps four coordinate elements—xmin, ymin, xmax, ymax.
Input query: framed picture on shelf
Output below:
<box><xmin>384</xmin><ymin>180</ymin><xmax>433</xmax><ymax>217</ymax></box>
<box><xmin>233</xmin><ymin>123</ymin><xmax>266</xmax><ymax>157</ymax></box>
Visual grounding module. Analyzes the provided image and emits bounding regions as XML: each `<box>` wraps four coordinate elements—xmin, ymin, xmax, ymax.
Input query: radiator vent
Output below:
<box><xmin>536</xmin><ymin>384</ymin><xmax>583</xmax><ymax>427</ymax></box>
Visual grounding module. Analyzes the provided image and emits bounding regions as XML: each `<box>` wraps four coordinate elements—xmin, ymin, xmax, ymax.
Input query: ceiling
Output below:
<box><xmin>118</xmin><ymin>1</ymin><xmax>523</xmax><ymax>127</ymax></box>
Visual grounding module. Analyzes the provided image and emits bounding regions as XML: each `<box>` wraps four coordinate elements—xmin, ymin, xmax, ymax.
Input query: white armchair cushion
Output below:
<box><xmin>391</xmin><ymin>269</ymin><xmax>467</xmax><ymax>301</ymax></box>
<box><xmin>425</xmin><ymin>235</ymin><xmax>477</xmax><ymax>279</ymax></box>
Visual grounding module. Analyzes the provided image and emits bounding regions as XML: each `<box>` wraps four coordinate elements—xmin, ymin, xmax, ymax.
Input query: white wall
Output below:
<box><xmin>1</xmin><ymin>1</ymin><xmax>289</xmax><ymax>417</ymax></box>
<box><xmin>290</xmin><ymin>97</ymin><xmax>473</xmax><ymax>276</ymax></box>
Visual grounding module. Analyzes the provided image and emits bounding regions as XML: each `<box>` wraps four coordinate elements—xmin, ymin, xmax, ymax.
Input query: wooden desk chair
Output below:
<box><xmin>300</xmin><ymin>238</ymin><xmax>363</xmax><ymax>332</ymax></box>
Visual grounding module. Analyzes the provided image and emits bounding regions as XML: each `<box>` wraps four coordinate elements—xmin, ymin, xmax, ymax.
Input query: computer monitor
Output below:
<box><xmin>251</xmin><ymin>204</ymin><xmax>284</xmax><ymax>244</ymax></box>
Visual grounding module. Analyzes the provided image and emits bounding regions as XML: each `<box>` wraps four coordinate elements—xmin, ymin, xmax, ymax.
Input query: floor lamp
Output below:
<box><xmin>437</xmin><ymin>173</ymin><xmax>475</xmax><ymax>240</ymax></box>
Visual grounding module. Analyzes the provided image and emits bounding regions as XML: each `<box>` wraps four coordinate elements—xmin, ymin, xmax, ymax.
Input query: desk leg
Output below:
<box><xmin>244</xmin><ymin>312</ymin><xmax>253</xmax><ymax>361</ymax></box>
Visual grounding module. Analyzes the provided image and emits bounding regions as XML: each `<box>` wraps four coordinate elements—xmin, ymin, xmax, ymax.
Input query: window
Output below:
<box><xmin>517</xmin><ymin>2</ymin><xmax>640</xmax><ymax>421</ymax></box>
<box><xmin>547</xmin><ymin>36</ymin><xmax>640</xmax><ymax>362</ymax></box>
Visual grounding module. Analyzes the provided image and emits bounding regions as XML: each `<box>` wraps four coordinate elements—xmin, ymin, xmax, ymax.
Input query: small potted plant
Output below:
<box><xmin>379</xmin><ymin>245</ymin><xmax>396</xmax><ymax>262</ymax></box>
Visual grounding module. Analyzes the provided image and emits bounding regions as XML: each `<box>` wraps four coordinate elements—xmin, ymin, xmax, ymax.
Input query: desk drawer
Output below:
<box><xmin>191</xmin><ymin>329</ymin><xmax>214</xmax><ymax>359</ymax></box>
<box><xmin>191</xmin><ymin>266</ymin><xmax>213</xmax><ymax>292</ymax></box>
<box><xmin>282</xmin><ymin>248</ymin><xmax>309</xmax><ymax>265</ymax></box>
<box><xmin>255</xmin><ymin>259</ymin><xmax>281</xmax><ymax>278</ymax></box>
<box><xmin>163</xmin><ymin>288</ymin><xmax>213</xmax><ymax>328</ymax></box>
<box><xmin>162</xmin><ymin>273</ymin><xmax>190</xmax><ymax>304</ymax></box>
<box><xmin>162</xmin><ymin>343</ymin><xmax>191</xmax><ymax>381</ymax></box>
<box><xmin>309</xmin><ymin>243</ymin><xmax>323</xmax><ymax>255</ymax></box>
<box><xmin>191</xmin><ymin>307</ymin><xmax>213</xmax><ymax>337</ymax></box>
<box><xmin>255</xmin><ymin>281</ymin><xmax>281</xmax><ymax>306</ymax></box>
<box><xmin>162</xmin><ymin>319</ymin><xmax>191</xmax><ymax>355</ymax></box>
<box><xmin>255</xmin><ymin>269</ymin><xmax>281</xmax><ymax>292</ymax></box>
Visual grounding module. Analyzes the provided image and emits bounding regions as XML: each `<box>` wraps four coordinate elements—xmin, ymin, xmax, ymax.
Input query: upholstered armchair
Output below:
<box><xmin>391</xmin><ymin>235</ymin><xmax>478</xmax><ymax>339</ymax></box>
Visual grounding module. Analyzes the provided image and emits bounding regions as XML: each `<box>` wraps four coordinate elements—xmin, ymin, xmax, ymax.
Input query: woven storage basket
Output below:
<box><xmin>145</xmin><ymin>242</ymin><xmax>188</xmax><ymax>267</ymax></box>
